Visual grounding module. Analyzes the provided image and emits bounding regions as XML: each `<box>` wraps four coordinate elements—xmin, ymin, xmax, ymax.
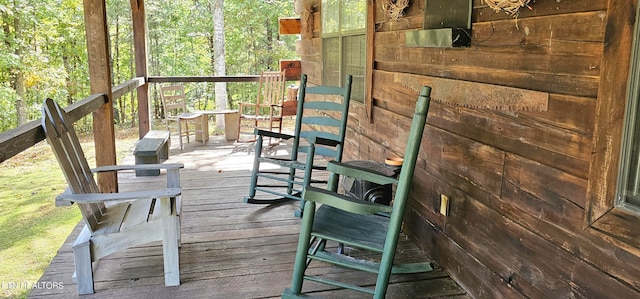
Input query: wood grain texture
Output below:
<box><xmin>83</xmin><ymin>0</ymin><xmax>117</xmax><ymax>192</ymax></box>
<box><xmin>299</xmin><ymin>0</ymin><xmax>640</xmax><ymax>297</ymax></box>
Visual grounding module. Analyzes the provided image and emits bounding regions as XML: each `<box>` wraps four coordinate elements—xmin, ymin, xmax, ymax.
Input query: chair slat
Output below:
<box><xmin>303</xmin><ymin>101</ymin><xmax>343</xmax><ymax>111</ymax></box>
<box><xmin>301</xmin><ymin>116</ymin><xmax>341</xmax><ymax>127</ymax></box>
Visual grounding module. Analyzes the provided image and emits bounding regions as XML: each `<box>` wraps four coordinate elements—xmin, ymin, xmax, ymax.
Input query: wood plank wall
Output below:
<box><xmin>296</xmin><ymin>0</ymin><xmax>640</xmax><ymax>297</ymax></box>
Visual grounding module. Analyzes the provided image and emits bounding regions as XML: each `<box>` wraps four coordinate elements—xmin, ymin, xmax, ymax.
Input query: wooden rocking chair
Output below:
<box><xmin>244</xmin><ymin>74</ymin><xmax>352</xmax><ymax>217</ymax></box>
<box><xmin>42</xmin><ymin>98</ymin><xmax>184</xmax><ymax>294</ymax></box>
<box><xmin>160</xmin><ymin>83</ymin><xmax>205</xmax><ymax>149</ymax></box>
<box><xmin>282</xmin><ymin>86</ymin><xmax>433</xmax><ymax>298</ymax></box>
<box><xmin>237</xmin><ymin>70</ymin><xmax>287</xmax><ymax>142</ymax></box>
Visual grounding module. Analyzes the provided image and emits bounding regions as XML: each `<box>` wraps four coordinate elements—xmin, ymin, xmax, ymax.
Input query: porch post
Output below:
<box><xmin>83</xmin><ymin>0</ymin><xmax>118</xmax><ymax>192</ymax></box>
<box><xmin>131</xmin><ymin>0</ymin><xmax>151</xmax><ymax>138</ymax></box>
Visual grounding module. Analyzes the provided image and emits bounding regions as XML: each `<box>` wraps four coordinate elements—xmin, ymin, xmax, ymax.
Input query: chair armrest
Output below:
<box><xmin>92</xmin><ymin>163</ymin><xmax>184</xmax><ymax>173</ymax></box>
<box><xmin>303</xmin><ymin>186</ymin><xmax>392</xmax><ymax>215</ymax></box>
<box><xmin>307</xmin><ymin>136</ymin><xmax>341</xmax><ymax>147</ymax></box>
<box><xmin>56</xmin><ymin>187</ymin><xmax>182</xmax><ymax>204</ymax></box>
<box><xmin>254</xmin><ymin>129</ymin><xmax>295</xmax><ymax>140</ymax></box>
<box><xmin>327</xmin><ymin>161</ymin><xmax>399</xmax><ymax>186</ymax></box>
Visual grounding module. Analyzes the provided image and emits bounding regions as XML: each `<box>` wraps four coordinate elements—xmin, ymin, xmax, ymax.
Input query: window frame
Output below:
<box><xmin>616</xmin><ymin>1</ymin><xmax>640</xmax><ymax>215</ymax></box>
<box><xmin>586</xmin><ymin>1</ymin><xmax>640</xmax><ymax>251</ymax></box>
<box><xmin>321</xmin><ymin>0</ymin><xmax>367</xmax><ymax>103</ymax></box>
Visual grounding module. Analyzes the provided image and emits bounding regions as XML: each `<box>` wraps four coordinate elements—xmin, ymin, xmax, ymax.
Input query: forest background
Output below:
<box><xmin>0</xmin><ymin>0</ymin><xmax>299</xmax><ymax>132</ymax></box>
<box><xmin>0</xmin><ymin>0</ymin><xmax>298</xmax><ymax>297</ymax></box>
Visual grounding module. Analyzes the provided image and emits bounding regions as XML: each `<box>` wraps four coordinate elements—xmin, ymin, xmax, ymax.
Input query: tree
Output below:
<box><xmin>211</xmin><ymin>0</ymin><xmax>227</xmax><ymax>130</ymax></box>
<box><xmin>1</xmin><ymin>0</ymin><xmax>27</xmax><ymax>125</ymax></box>
<box><xmin>0</xmin><ymin>0</ymin><xmax>298</xmax><ymax>132</ymax></box>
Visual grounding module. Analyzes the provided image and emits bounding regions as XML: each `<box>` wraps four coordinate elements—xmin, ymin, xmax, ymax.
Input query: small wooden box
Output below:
<box><xmin>283</xmin><ymin>86</ymin><xmax>298</xmax><ymax>116</ymax></box>
<box><xmin>282</xmin><ymin>99</ymin><xmax>298</xmax><ymax>116</ymax></box>
<box><xmin>279</xmin><ymin>18</ymin><xmax>301</xmax><ymax>34</ymax></box>
<box><xmin>280</xmin><ymin>60</ymin><xmax>302</xmax><ymax>81</ymax></box>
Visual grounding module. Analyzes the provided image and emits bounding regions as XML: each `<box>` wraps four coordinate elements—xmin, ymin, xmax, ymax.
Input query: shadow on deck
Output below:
<box><xmin>29</xmin><ymin>134</ymin><xmax>469</xmax><ymax>298</ymax></box>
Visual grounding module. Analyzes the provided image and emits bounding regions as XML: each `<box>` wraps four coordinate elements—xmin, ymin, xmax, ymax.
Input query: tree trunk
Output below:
<box><xmin>212</xmin><ymin>0</ymin><xmax>227</xmax><ymax>131</ymax></box>
<box><xmin>4</xmin><ymin>1</ymin><xmax>27</xmax><ymax>125</ymax></box>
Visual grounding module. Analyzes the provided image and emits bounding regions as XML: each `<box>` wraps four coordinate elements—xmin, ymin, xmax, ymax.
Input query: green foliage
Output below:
<box><xmin>0</xmin><ymin>0</ymin><xmax>299</xmax><ymax>131</ymax></box>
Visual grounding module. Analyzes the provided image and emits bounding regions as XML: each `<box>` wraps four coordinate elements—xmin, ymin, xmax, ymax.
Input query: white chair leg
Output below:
<box><xmin>178</xmin><ymin>120</ymin><xmax>184</xmax><ymax>149</ymax></box>
<box><xmin>161</xmin><ymin>197</ymin><xmax>180</xmax><ymax>286</ymax></box>
<box><xmin>72</xmin><ymin>228</ymin><xmax>94</xmax><ymax>295</ymax></box>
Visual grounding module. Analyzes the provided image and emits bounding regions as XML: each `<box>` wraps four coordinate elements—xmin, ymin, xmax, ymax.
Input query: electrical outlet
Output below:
<box><xmin>440</xmin><ymin>194</ymin><xmax>449</xmax><ymax>216</ymax></box>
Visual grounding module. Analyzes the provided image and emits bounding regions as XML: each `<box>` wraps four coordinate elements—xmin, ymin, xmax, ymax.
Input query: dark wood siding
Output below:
<box><xmin>296</xmin><ymin>0</ymin><xmax>640</xmax><ymax>297</ymax></box>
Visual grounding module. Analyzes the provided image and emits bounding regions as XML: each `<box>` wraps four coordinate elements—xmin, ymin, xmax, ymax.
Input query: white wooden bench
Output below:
<box><xmin>134</xmin><ymin>130</ymin><xmax>171</xmax><ymax>176</ymax></box>
<box><xmin>42</xmin><ymin>98</ymin><xmax>183</xmax><ymax>295</ymax></box>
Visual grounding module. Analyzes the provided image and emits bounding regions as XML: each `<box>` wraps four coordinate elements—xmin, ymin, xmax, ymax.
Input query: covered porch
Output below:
<box><xmin>28</xmin><ymin>135</ymin><xmax>469</xmax><ymax>298</ymax></box>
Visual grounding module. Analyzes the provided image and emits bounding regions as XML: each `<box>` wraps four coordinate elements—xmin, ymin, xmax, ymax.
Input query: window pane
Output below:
<box><xmin>343</xmin><ymin>35</ymin><xmax>365</xmax><ymax>102</ymax></box>
<box><xmin>323</xmin><ymin>37</ymin><xmax>341</xmax><ymax>87</ymax></box>
<box><xmin>322</xmin><ymin>0</ymin><xmax>340</xmax><ymax>34</ymax></box>
<box><xmin>623</xmin><ymin>93</ymin><xmax>640</xmax><ymax>207</ymax></box>
<box><xmin>341</xmin><ymin>0</ymin><xmax>366</xmax><ymax>32</ymax></box>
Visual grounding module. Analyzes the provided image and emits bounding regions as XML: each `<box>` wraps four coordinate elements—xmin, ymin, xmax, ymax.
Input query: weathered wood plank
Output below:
<box><xmin>412</xmin><ymin>161</ymin><xmax>640</xmax><ymax>295</ymax></box>
<box><xmin>377</xmin><ymin>60</ymin><xmax>599</xmax><ymax>98</ymax></box>
<box><xmin>404</xmin><ymin>208</ymin><xmax>526</xmax><ymax>299</ymax></box>
<box><xmin>503</xmin><ymin>153</ymin><xmax>587</xmax><ymax>210</ymax></box>
<box><xmin>374</xmin><ymin>70</ymin><xmax>591</xmax><ymax>177</ymax></box>
<box><xmin>443</xmin><ymin>190</ymin><xmax>639</xmax><ymax>298</ymax></box>
<box><xmin>83</xmin><ymin>0</ymin><xmax>117</xmax><ymax>192</ymax></box>
<box><xmin>131</xmin><ymin>0</ymin><xmax>150</xmax><ymax>137</ymax></box>
<box><xmin>474</xmin><ymin>0</ymin><xmax>608</xmax><ymax>22</ymax></box>
<box><xmin>585</xmin><ymin>0</ymin><xmax>636</xmax><ymax>229</ymax></box>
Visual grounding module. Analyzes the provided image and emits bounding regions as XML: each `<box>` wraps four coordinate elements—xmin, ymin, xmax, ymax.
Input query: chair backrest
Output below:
<box><xmin>292</xmin><ymin>74</ymin><xmax>353</xmax><ymax>161</ymax></box>
<box><xmin>160</xmin><ymin>84</ymin><xmax>188</xmax><ymax>118</ymax></box>
<box><xmin>42</xmin><ymin>98</ymin><xmax>104</xmax><ymax>233</ymax></box>
<box><xmin>390</xmin><ymin>86</ymin><xmax>431</xmax><ymax>214</ymax></box>
<box><xmin>256</xmin><ymin>70</ymin><xmax>286</xmax><ymax>116</ymax></box>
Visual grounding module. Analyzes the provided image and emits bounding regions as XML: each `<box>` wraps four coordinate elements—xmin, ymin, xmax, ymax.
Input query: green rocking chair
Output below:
<box><xmin>244</xmin><ymin>74</ymin><xmax>352</xmax><ymax>217</ymax></box>
<box><xmin>282</xmin><ymin>86</ymin><xmax>433</xmax><ymax>298</ymax></box>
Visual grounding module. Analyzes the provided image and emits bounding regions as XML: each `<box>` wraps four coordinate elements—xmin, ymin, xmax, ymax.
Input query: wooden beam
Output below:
<box><xmin>83</xmin><ymin>0</ymin><xmax>117</xmax><ymax>193</ymax></box>
<box><xmin>585</xmin><ymin>0</ymin><xmax>636</xmax><ymax>227</ymax></box>
<box><xmin>130</xmin><ymin>0</ymin><xmax>150</xmax><ymax>138</ymax></box>
<box><xmin>147</xmin><ymin>75</ymin><xmax>261</xmax><ymax>83</ymax></box>
<box><xmin>365</xmin><ymin>0</ymin><xmax>375</xmax><ymax>123</ymax></box>
<box><xmin>111</xmin><ymin>77</ymin><xmax>145</xmax><ymax>100</ymax></box>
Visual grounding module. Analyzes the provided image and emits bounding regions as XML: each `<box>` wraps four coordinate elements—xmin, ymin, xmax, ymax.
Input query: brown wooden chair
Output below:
<box><xmin>160</xmin><ymin>83</ymin><xmax>205</xmax><ymax>149</ymax></box>
<box><xmin>237</xmin><ymin>70</ymin><xmax>287</xmax><ymax>142</ymax></box>
<box><xmin>42</xmin><ymin>98</ymin><xmax>184</xmax><ymax>294</ymax></box>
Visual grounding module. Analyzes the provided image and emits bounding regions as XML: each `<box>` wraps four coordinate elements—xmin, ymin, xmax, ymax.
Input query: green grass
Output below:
<box><xmin>0</xmin><ymin>127</ymin><xmax>138</xmax><ymax>298</ymax></box>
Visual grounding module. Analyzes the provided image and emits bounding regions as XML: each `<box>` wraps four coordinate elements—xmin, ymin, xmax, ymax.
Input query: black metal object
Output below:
<box><xmin>340</xmin><ymin>160</ymin><xmax>400</xmax><ymax>206</ymax></box>
<box><xmin>403</xmin><ymin>0</ymin><xmax>472</xmax><ymax>48</ymax></box>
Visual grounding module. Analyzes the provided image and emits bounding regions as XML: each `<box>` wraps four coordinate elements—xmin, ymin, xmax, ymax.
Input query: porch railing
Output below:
<box><xmin>0</xmin><ymin>75</ymin><xmax>261</xmax><ymax>164</ymax></box>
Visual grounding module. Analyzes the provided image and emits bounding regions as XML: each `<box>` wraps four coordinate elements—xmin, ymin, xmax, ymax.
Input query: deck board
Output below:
<box><xmin>29</xmin><ymin>135</ymin><xmax>469</xmax><ymax>298</ymax></box>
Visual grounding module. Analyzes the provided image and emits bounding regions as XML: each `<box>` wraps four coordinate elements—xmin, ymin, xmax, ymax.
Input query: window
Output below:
<box><xmin>322</xmin><ymin>0</ymin><xmax>366</xmax><ymax>102</ymax></box>
<box><xmin>616</xmin><ymin>5</ymin><xmax>640</xmax><ymax>215</ymax></box>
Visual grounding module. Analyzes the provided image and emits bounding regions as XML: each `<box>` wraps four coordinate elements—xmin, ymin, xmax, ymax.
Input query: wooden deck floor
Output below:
<box><xmin>29</xmin><ymin>134</ymin><xmax>469</xmax><ymax>298</ymax></box>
